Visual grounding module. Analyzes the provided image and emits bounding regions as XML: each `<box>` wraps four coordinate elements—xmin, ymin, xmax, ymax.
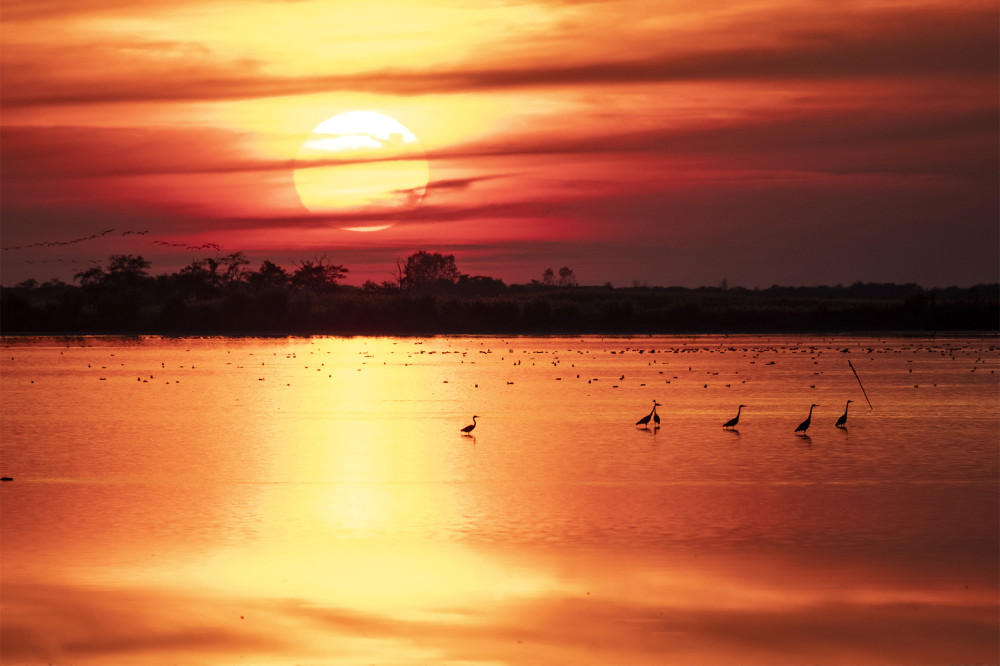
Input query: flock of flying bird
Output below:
<box><xmin>2</xmin><ymin>227</ymin><xmax>223</xmax><ymax>254</ymax></box>
<box><xmin>460</xmin><ymin>400</ymin><xmax>854</xmax><ymax>436</ymax></box>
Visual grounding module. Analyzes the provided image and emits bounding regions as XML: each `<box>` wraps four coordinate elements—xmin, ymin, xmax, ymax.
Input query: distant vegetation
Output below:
<box><xmin>2</xmin><ymin>252</ymin><xmax>997</xmax><ymax>334</ymax></box>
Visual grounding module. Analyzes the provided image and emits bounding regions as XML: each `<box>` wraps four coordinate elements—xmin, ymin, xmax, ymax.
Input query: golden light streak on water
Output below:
<box><xmin>1</xmin><ymin>335</ymin><xmax>997</xmax><ymax>664</ymax></box>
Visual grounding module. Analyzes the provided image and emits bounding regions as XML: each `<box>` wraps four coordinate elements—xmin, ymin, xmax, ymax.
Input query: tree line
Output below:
<box><xmin>1</xmin><ymin>251</ymin><xmax>996</xmax><ymax>334</ymax></box>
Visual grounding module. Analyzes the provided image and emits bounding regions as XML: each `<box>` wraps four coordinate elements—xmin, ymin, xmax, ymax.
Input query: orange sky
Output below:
<box><xmin>2</xmin><ymin>0</ymin><xmax>997</xmax><ymax>287</ymax></box>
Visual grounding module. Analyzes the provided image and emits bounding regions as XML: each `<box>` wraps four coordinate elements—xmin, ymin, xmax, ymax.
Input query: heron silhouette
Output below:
<box><xmin>835</xmin><ymin>400</ymin><xmax>852</xmax><ymax>429</ymax></box>
<box><xmin>723</xmin><ymin>405</ymin><xmax>745</xmax><ymax>430</ymax></box>
<box><xmin>795</xmin><ymin>404</ymin><xmax>819</xmax><ymax>435</ymax></box>
<box><xmin>461</xmin><ymin>415</ymin><xmax>478</xmax><ymax>435</ymax></box>
<box><xmin>636</xmin><ymin>400</ymin><xmax>661</xmax><ymax>428</ymax></box>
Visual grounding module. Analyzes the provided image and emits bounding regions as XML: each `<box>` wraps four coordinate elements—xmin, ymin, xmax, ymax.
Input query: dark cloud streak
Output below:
<box><xmin>2</xmin><ymin>6</ymin><xmax>995</xmax><ymax>108</ymax></box>
<box><xmin>4</xmin><ymin>103</ymin><xmax>995</xmax><ymax>184</ymax></box>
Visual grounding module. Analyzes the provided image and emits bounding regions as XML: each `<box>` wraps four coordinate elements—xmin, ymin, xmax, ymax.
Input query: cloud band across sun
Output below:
<box><xmin>293</xmin><ymin>111</ymin><xmax>429</xmax><ymax>232</ymax></box>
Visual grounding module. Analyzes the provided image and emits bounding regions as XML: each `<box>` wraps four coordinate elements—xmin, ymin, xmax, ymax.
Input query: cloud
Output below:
<box><xmin>5</xmin><ymin>96</ymin><xmax>995</xmax><ymax>186</ymax></box>
<box><xmin>420</xmin><ymin>174</ymin><xmax>515</xmax><ymax>193</ymax></box>
<box><xmin>0</xmin><ymin>125</ymin><xmax>266</xmax><ymax>181</ymax></box>
<box><xmin>0</xmin><ymin>0</ymin><xmax>213</xmax><ymax>22</ymax></box>
<box><xmin>2</xmin><ymin>4</ymin><xmax>995</xmax><ymax>108</ymax></box>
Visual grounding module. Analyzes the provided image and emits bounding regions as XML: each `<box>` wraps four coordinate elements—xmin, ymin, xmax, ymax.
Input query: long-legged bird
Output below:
<box><xmin>835</xmin><ymin>400</ymin><xmax>852</xmax><ymax>429</ymax></box>
<box><xmin>461</xmin><ymin>415</ymin><xmax>478</xmax><ymax>435</ymax></box>
<box><xmin>636</xmin><ymin>400</ymin><xmax>661</xmax><ymax>428</ymax></box>
<box><xmin>723</xmin><ymin>405</ymin><xmax>745</xmax><ymax>430</ymax></box>
<box><xmin>795</xmin><ymin>404</ymin><xmax>819</xmax><ymax>435</ymax></box>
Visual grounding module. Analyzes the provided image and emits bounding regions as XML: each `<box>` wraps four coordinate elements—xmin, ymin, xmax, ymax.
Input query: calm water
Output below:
<box><xmin>1</xmin><ymin>335</ymin><xmax>997</xmax><ymax>665</ymax></box>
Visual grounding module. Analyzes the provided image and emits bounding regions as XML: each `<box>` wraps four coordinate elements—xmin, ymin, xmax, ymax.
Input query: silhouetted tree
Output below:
<box><xmin>558</xmin><ymin>266</ymin><xmax>578</xmax><ymax>287</ymax></box>
<box><xmin>456</xmin><ymin>274</ymin><xmax>506</xmax><ymax>296</ymax></box>
<box><xmin>246</xmin><ymin>260</ymin><xmax>289</xmax><ymax>290</ymax></box>
<box><xmin>176</xmin><ymin>258</ymin><xmax>221</xmax><ymax>299</ymax></box>
<box><xmin>8</xmin><ymin>252</ymin><xmax>998</xmax><ymax>334</ymax></box>
<box><xmin>359</xmin><ymin>278</ymin><xmax>399</xmax><ymax>295</ymax></box>
<box><xmin>542</xmin><ymin>268</ymin><xmax>556</xmax><ymax>286</ymax></box>
<box><xmin>107</xmin><ymin>254</ymin><xmax>152</xmax><ymax>281</ymax></box>
<box><xmin>219</xmin><ymin>252</ymin><xmax>250</xmax><ymax>286</ymax></box>
<box><xmin>401</xmin><ymin>251</ymin><xmax>461</xmax><ymax>290</ymax></box>
<box><xmin>74</xmin><ymin>265</ymin><xmax>106</xmax><ymax>289</ymax></box>
<box><xmin>74</xmin><ymin>254</ymin><xmax>151</xmax><ymax>290</ymax></box>
<box><xmin>68</xmin><ymin>254</ymin><xmax>153</xmax><ymax>328</ymax></box>
<box><xmin>291</xmin><ymin>255</ymin><xmax>348</xmax><ymax>292</ymax></box>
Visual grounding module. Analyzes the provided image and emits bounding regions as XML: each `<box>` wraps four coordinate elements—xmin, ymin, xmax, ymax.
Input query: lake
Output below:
<box><xmin>1</xmin><ymin>334</ymin><xmax>997</xmax><ymax>665</ymax></box>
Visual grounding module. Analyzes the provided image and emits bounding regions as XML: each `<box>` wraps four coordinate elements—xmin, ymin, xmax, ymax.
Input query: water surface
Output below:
<box><xmin>2</xmin><ymin>335</ymin><xmax>997</xmax><ymax>664</ymax></box>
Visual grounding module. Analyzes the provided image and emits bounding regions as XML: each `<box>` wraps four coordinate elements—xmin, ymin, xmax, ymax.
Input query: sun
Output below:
<box><xmin>293</xmin><ymin>111</ymin><xmax>429</xmax><ymax>232</ymax></box>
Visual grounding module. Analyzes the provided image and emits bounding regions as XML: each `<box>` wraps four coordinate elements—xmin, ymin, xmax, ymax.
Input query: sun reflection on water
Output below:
<box><xmin>0</xmin><ymin>335</ymin><xmax>997</xmax><ymax>665</ymax></box>
<box><xmin>196</xmin><ymin>540</ymin><xmax>551</xmax><ymax>622</ymax></box>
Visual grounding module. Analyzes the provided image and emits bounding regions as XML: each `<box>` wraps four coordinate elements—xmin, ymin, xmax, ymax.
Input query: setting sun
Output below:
<box><xmin>293</xmin><ymin>111</ymin><xmax>430</xmax><ymax>232</ymax></box>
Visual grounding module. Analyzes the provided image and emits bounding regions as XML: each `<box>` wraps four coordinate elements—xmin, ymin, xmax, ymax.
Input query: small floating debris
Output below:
<box><xmin>1</xmin><ymin>477</ymin><xmax>12</xmax><ymax>482</ymax></box>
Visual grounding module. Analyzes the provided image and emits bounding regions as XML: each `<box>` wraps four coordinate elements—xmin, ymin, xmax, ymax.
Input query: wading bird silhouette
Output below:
<box><xmin>636</xmin><ymin>400</ymin><xmax>661</xmax><ymax>428</ymax></box>
<box><xmin>795</xmin><ymin>404</ymin><xmax>819</xmax><ymax>435</ymax></box>
<box><xmin>836</xmin><ymin>400</ymin><xmax>852</xmax><ymax>429</ymax></box>
<box><xmin>723</xmin><ymin>405</ymin><xmax>745</xmax><ymax>430</ymax></box>
<box><xmin>461</xmin><ymin>415</ymin><xmax>478</xmax><ymax>435</ymax></box>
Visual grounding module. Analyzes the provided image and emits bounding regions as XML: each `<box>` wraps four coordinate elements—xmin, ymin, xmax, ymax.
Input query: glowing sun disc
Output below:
<box><xmin>293</xmin><ymin>111</ymin><xmax>429</xmax><ymax>231</ymax></box>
